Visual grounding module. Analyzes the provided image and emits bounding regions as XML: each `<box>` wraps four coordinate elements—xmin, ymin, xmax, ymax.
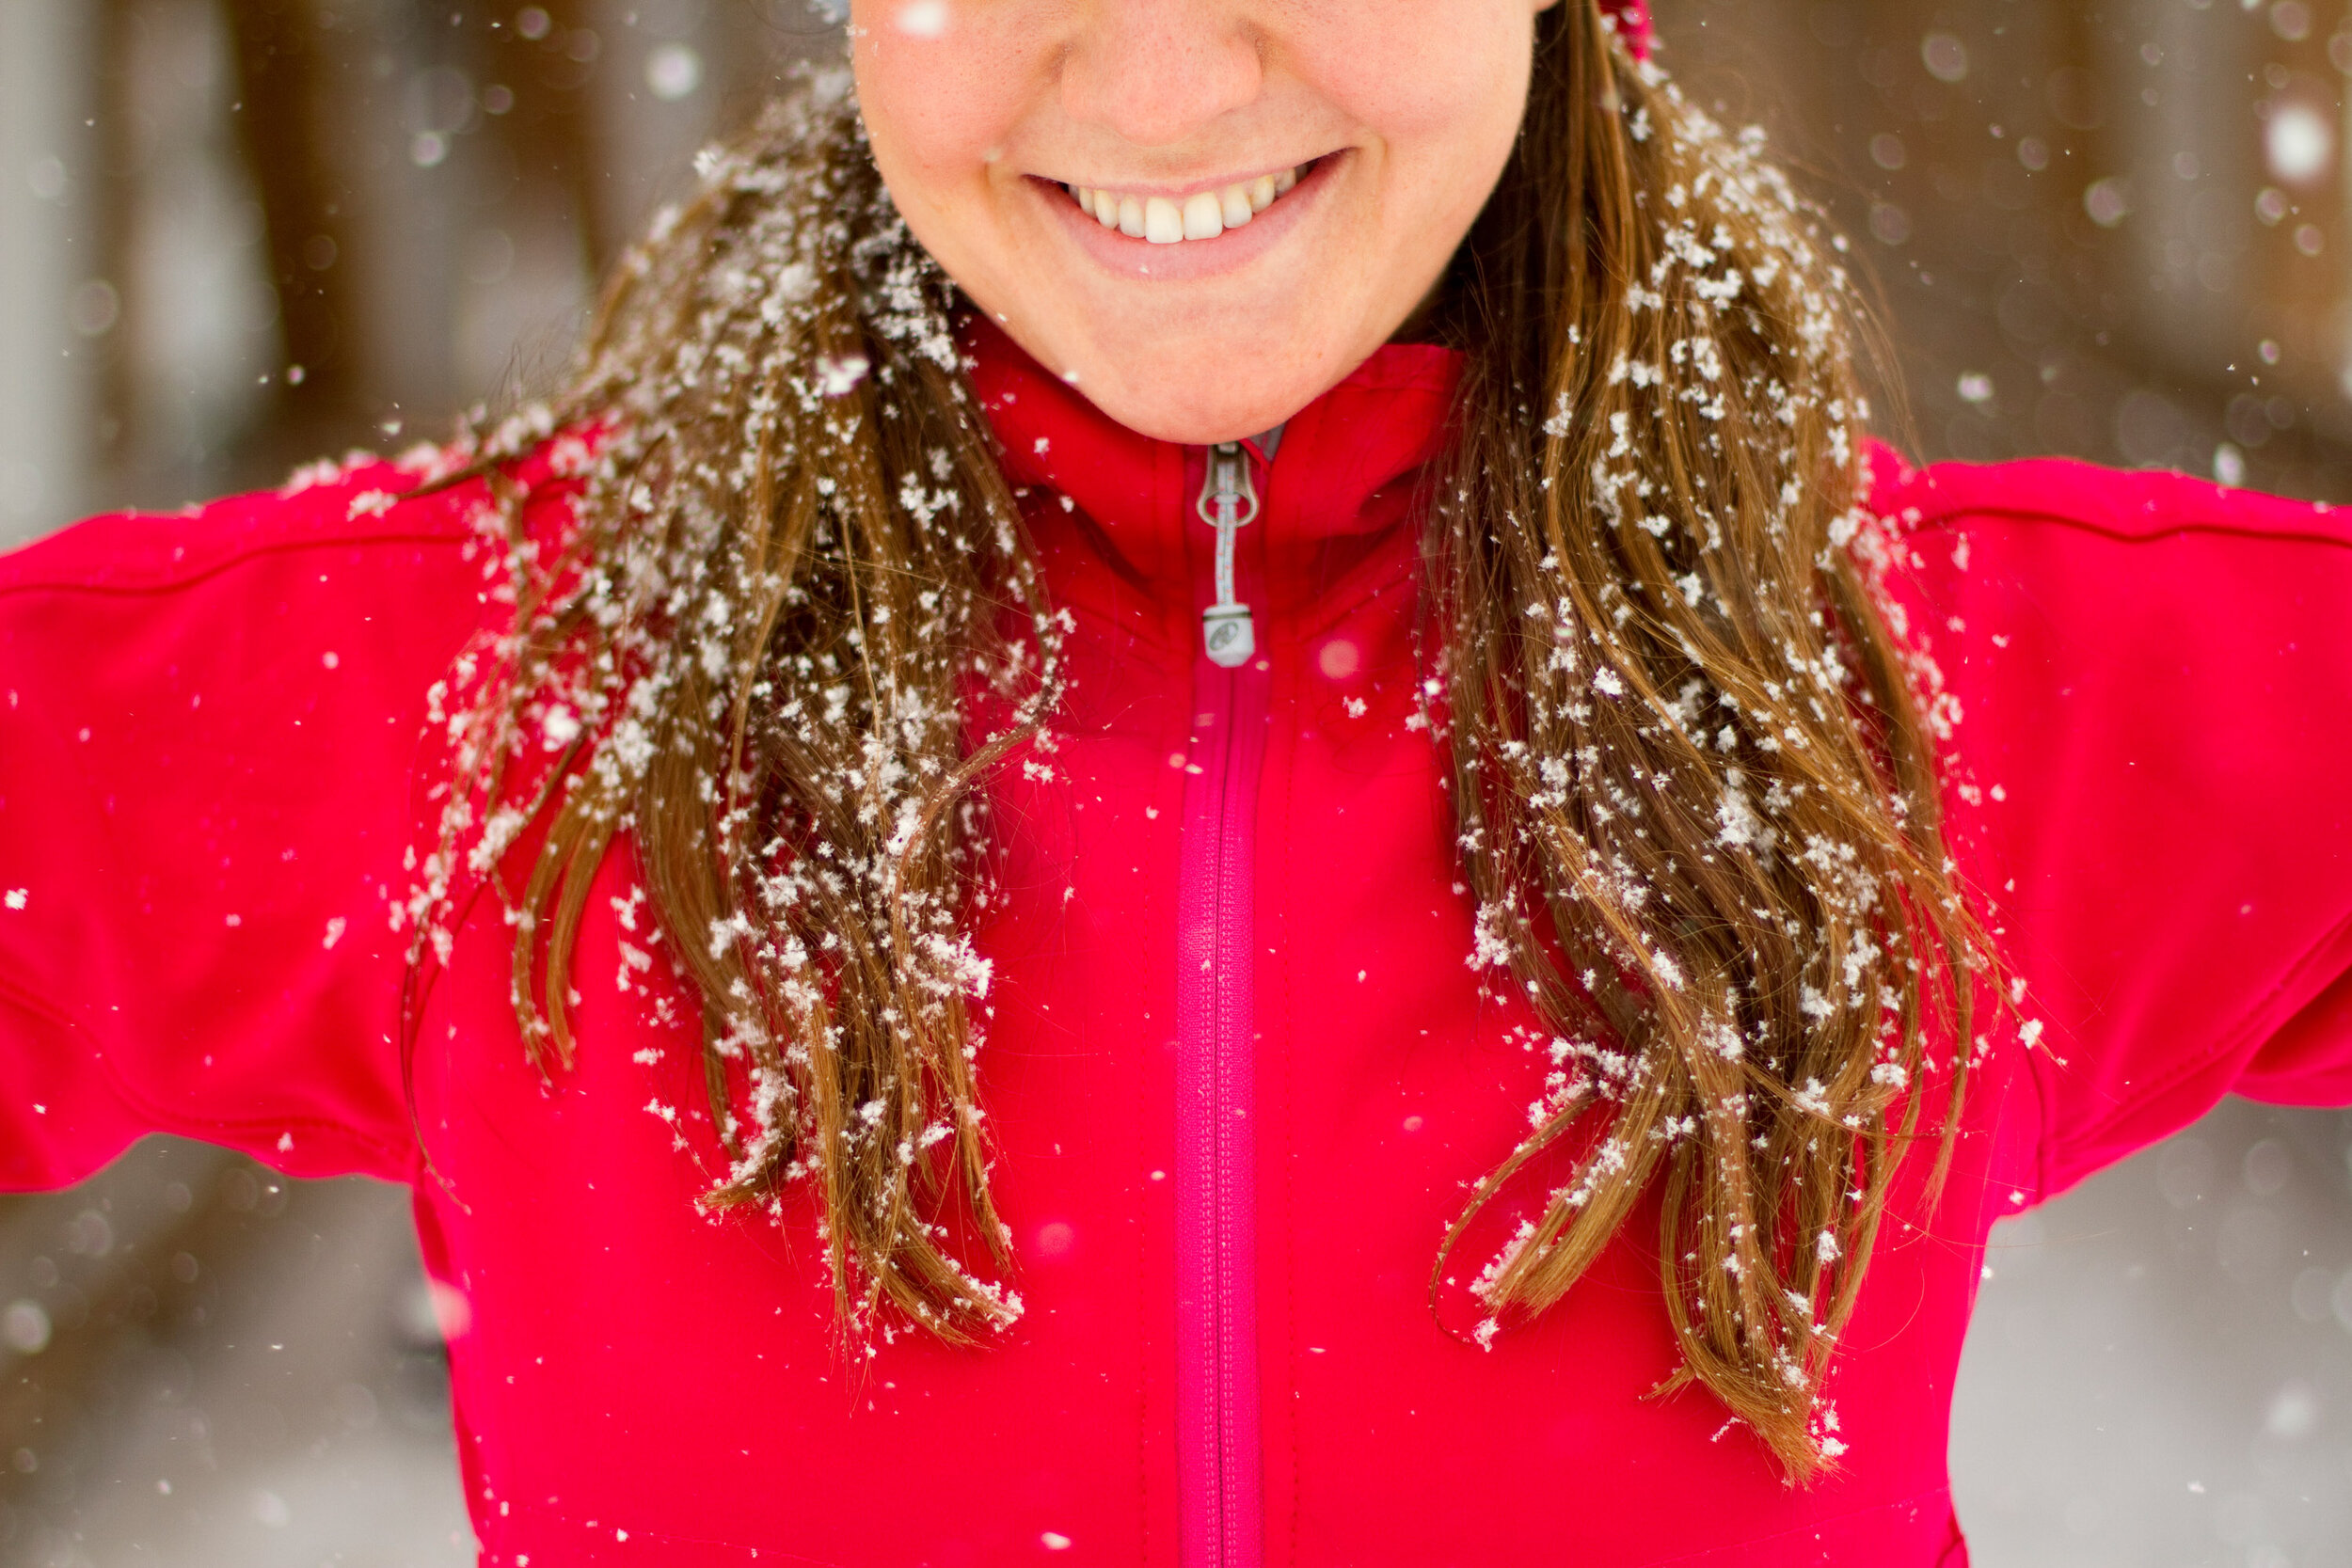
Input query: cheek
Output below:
<box><xmin>852</xmin><ymin>23</ymin><xmax>1038</xmax><ymax>192</ymax></box>
<box><xmin>1303</xmin><ymin>0</ymin><xmax>1534</xmax><ymax>154</ymax></box>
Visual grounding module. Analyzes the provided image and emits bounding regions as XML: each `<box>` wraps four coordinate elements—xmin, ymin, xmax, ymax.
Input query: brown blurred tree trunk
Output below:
<box><xmin>220</xmin><ymin>0</ymin><xmax>364</xmax><ymax>445</ymax></box>
<box><xmin>489</xmin><ymin>0</ymin><xmax>612</xmax><ymax>278</ymax></box>
<box><xmin>88</xmin><ymin>0</ymin><xmax>140</xmax><ymax>471</ymax></box>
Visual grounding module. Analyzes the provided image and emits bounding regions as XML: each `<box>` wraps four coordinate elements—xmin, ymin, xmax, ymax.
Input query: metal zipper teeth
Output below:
<box><xmin>1174</xmin><ymin>442</ymin><xmax>1270</xmax><ymax>1568</ymax></box>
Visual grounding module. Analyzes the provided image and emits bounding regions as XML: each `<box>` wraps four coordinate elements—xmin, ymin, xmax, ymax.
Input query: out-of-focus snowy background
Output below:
<box><xmin>0</xmin><ymin>2</ymin><xmax>2347</xmax><ymax>1564</ymax></box>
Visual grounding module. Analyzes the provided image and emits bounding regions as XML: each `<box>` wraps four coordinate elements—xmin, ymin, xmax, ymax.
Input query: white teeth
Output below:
<box><xmin>1182</xmin><ymin>191</ymin><xmax>1224</xmax><ymax>240</ymax></box>
<box><xmin>1071</xmin><ymin>163</ymin><xmax>1313</xmax><ymax>242</ymax></box>
<box><xmin>1142</xmin><ymin>196</ymin><xmax>1184</xmax><ymax>244</ymax></box>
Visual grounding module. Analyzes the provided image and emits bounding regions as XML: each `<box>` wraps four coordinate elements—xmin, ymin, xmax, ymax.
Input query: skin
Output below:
<box><xmin>851</xmin><ymin>0</ymin><xmax>1561</xmax><ymax>445</ymax></box>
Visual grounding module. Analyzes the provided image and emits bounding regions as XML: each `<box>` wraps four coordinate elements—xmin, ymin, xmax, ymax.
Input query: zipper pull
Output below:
<box><xmin>1196</xmin><ymin>441</ymin><xmax>1262</xmax><ymax>669</ymax></box>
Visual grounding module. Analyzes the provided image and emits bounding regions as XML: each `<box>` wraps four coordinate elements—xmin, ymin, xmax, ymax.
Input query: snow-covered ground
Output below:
<box><xmin>1953</xmin><ymin>1100</ymin><xmax>2352</xmax><ymax>1567</ymax></box>
<box><xmin>0</xmin><ymin>1162</ymin><xmax>469</xmax><ymax>1568</ymax></box>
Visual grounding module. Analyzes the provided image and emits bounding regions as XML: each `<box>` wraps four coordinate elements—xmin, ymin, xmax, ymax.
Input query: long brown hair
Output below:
<box><xmin>421</xmin><ymin>6</ymin><xmax>1986</xmax><ymax>1475</ymax></box>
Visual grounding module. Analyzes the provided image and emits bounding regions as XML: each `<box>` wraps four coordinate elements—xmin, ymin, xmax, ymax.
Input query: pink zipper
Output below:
<box><xmin>1174</xmin><ymin>441</ymin><xmax>1269</xmax><ymax>1568</ymax></box>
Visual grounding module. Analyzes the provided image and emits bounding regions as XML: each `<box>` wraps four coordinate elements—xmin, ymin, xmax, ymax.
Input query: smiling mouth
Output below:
<box><xmin>1061</xmin><ymin>162</ymin><xmax>1317</xmax><ymax>245</ymax></box>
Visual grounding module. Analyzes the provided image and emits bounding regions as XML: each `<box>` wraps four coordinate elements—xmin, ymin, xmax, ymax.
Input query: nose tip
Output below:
<box><xmin>1057</xmin><ymin>5</ymin><xmax>1264</xmax><ymax>150</ymax></box>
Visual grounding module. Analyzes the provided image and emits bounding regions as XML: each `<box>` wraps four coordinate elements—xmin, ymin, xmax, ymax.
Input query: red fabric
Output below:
<box><xmin>1602</xmin><ymin>0</ymin><xmax>1653</xmax><ymax>56</ymax></box>
<box><xmin>1862</xmin><ymin>447</ymin><xmax>2352</xmax><ymax>1193</ymax></box>
<box><xmin>4</xmin><ymin>326</ymin><xmax>2350</xmax><ymax>1564</ymax></box>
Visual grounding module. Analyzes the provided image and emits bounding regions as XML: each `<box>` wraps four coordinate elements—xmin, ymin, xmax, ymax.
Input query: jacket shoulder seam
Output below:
<box><xmin>1899</xmin><ymin>502</ymin><xmax>2352</xmax><ymax>552</ymax></box>
<box><xmin>0</xmin><ymin>522</ymin><xmax>477</xmax><ymax>605</ymax></box>
<box><xmin>1863</xmin><ymin>447</ymin><xmax>2350</xmax><ymax>546</ymax></box>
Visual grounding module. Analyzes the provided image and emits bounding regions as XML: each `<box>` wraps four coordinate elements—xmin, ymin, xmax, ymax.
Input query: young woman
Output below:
<box><xmin>4</xmin><ymin>0</ymin><xmax>2349</xmax><ymax>1561</ymax></box>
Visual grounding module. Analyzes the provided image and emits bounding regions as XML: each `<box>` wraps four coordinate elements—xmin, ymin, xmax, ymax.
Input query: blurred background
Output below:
<box><xmin>0</xmin><ymin>0</ymin><xmax>2348</xmax><ymax>1563</ymax></box>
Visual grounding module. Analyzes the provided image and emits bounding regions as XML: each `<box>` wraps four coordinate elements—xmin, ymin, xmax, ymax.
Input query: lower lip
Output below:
<box><xmin>1038</xmin><ymin>154</ymin><xmax>1342</xmax><ymax>284</ymax></box>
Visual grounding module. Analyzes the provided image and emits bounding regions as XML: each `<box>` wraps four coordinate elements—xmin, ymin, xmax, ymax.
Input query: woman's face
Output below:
<box><xmin>851</xmin><ymin>0</ymin><xmax>1557</xmax><ymax>444</ymax></box>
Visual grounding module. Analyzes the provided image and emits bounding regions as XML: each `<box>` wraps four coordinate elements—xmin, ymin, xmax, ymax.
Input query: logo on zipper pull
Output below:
<box><xmin>1197</xmin><ymin>441</ymin><xmax>1261</xmax><ymax>669</ymax></box>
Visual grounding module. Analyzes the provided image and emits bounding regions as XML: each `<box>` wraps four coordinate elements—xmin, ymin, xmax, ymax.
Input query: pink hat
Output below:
<box><xmin>1601</xmin><ymin>0</ymin><xmax>1653</xmax><ymax>56</ymax></box>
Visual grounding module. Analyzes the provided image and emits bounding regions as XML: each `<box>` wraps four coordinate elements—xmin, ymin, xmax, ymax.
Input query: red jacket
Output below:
<box><xmin>5</xmin><ymin>322</ymin><xmax>2351</xmax><ymax>1566</ymax></box>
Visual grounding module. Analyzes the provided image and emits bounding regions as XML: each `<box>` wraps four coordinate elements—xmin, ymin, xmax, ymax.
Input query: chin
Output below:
<box><xmin>1075</xmin><ymin>379</ymin><xmax>1324</xmax><ymax>446</ymax></box>
<box><xmin>1052</xmin><ymin>320</ymin><xmax>1357</xmax><ymax>445</ymax></box>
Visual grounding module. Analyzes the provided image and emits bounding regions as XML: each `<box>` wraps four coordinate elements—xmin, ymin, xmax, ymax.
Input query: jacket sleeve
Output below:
<box><xmin>0</xmin><ymin>461</ymin><xmax>490</xmax><ymax>1189</ymax></box>
<box><xmin>1876</xmin><ymin>452</ymin><xmax>2352</xmax><ymax>1201</ymax></box>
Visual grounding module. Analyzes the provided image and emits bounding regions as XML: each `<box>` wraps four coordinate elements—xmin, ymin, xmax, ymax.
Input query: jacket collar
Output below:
<box><xmin>964</xmin><ymin>315</ymin><xmax>1462</xmax><ymax>629</ymax></box>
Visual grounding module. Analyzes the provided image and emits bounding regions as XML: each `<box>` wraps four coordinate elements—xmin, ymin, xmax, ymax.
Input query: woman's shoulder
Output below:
<box><xmin>1861</xmin><ymin>439</ymin><xmax>2352</xmax><ymax>551</ymax></box>
<box><xmin>0</xmin><ymin>429</ymin><xmax>598</xmax><ymax>605</ymax></box>
<box><xmin>1860</xmin><ymin>440</ymin><xmax>2352</xmax><ymax>1191</ymax></box>
<box><xmin>1854</xmin><ymin>436</ymin><xmax>2352</xmax><ymax>739</ymax></box>
<box><xmin>0</xmin><ymin>437</ymin><xmax>611</xmax><ymax>1194</ymax></box>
